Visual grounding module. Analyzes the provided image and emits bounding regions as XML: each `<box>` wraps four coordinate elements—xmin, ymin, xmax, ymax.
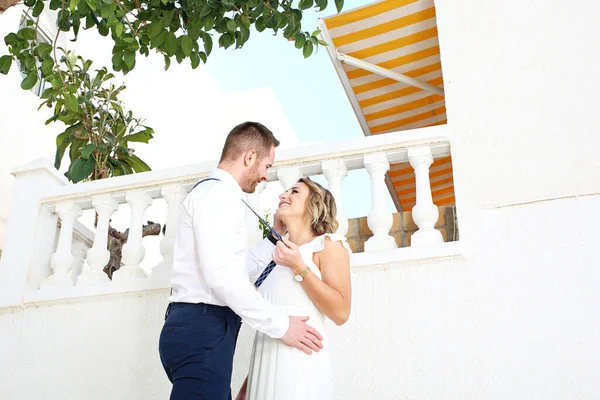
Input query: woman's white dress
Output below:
<box><xmin>246</xmin><ymin>233</ymin><xmax>351</xmax><ymax>400</ymax></box>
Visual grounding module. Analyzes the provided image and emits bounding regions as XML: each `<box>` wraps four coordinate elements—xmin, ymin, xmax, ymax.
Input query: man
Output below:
<box><xmin>158</xmin><ymin>122</ymin><xmax>323</xmax><ymax>400</ymax></box>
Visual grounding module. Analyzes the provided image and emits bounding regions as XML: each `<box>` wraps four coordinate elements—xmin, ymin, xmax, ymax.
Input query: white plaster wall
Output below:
<box><xmin>1</xmin><ymin>197</ymin><xmax>598</xmax><ymax>399</ymax></box>
<box><xmin>0</xmin><ymin>289</ymin><xmax>172</xmax><ymax>400</ymax></box>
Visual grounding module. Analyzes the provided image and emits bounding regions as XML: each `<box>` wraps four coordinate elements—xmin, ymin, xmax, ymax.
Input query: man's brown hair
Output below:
<box><xmin>219</xmin><ymin>122</ymin><xmax>280</xmax><ymax>163</ymax></box>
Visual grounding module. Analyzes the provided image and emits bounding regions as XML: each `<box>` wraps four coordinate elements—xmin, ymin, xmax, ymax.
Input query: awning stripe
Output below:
<box><xmin>332</xmin><ymin>7</ymin><xmax>436</xmax><ymax>47</ymax></box>
<box><xmin>324</xmin><ymin>0</ymin><xmax>418</xmax><ymax>30</ymax></box>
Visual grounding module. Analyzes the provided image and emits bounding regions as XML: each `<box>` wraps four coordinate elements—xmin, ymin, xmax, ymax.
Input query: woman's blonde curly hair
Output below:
<box><xmin>297</xmin><ymin>177</ymin><xmax>339</xmax><ymax>236</ymax></box>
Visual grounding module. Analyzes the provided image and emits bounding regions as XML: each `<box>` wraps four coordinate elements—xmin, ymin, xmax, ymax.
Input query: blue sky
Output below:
<box><xmin>205</xmin><ymin>0</ymin><xmax>396</xmax><ymax>218</ymax></box>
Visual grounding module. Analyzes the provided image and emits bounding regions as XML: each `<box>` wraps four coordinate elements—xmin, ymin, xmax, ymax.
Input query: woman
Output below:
<box><xmin>236</xmin><ymin>177</ymin><xmax>352</xmax><ymax>400</ymax></box>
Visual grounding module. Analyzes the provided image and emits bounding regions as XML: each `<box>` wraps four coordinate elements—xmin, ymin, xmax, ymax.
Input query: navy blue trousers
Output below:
<box><xmin>159</xmin><ymin>302</ymin><xmax>242</xmax><ymax>400</ymax></box>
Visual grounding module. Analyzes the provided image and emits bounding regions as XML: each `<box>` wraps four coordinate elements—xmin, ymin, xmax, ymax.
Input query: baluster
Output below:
<box><xmin>246</xmin><ymin>181</ymin><xmax>267</xmax><ymax>246</ymax></box>
<box><xmin>41</xmin><ymin>200</ymin><xmax>82</xmax><ymax>288</ymax></box>
<box><xmin>70</xmin><ymin>241</ymin><xmax>88</xmax><ymax>285</ymax></box>
<box><xmin>408</xmin><ymin>146</ymin><xmax>443</xmax><ymax>246</ymax></box>
<box><xmin>112</xmin><ymin>190</ymin><xmax>152</xmax><ymax>281</ymax></box>
<box><xmin>322</xmin><ymin>158</ymin><xmax>348</xmax><ymax>237</ymax></box>
<box><xmin>364</xmin><ymin>152</ymin><xmax>397</xmax><ymax>252</ymax></box>
<box><xmin>152</xmin><ymin>184</ymin><xmax>187</xmax><ymax>279</ymax></box>
<box><xmin>277</xmin><ymin>166</ymin><xmax>303</xmax><ymax>191</ymax></box>
<box><xmin>77</xmin><ymin>194</ymin><xmax>118</xmax><ymax>286</ymax></box>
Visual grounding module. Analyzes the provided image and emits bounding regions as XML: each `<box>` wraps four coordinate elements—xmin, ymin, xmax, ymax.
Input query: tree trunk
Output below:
<box><xmin>103</xmin><ymin>221</ymin><xmax>161</xmax><ymax>279</ymax></box>
<box><xmin>0</xmin><ymin>0</ymin><xmax>20</xmax><ymax>14</ymax></box>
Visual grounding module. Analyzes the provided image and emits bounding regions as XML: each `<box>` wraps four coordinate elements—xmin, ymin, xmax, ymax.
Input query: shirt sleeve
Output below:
<box><xmin>246</xmin><ymin>237</ymin><xmax>276</xmax><ymax>281</ymax></box>
<box><xmin>190</xmin><ymin>188</ymin><xmax>289</xmax><ymax>339</ymax></box>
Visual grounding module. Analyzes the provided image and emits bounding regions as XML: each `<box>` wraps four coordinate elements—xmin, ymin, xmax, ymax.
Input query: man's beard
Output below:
<box><xmin>241</xmin><ymin>164</ymin><xmax>261</xmax><ymax>193</ymax></box>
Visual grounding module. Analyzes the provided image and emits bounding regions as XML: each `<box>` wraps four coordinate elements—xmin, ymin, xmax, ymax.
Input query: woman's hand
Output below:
<box><xmin>272</xmin><ymin>238</ymin><xmax>305</xmax><ymax>274</ymax></box>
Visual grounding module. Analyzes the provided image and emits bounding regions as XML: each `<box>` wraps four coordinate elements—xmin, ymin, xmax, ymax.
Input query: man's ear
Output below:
<box><xmin>244</xmin><ymin>150</ymin><xmax>257</xmax><ymax>167</ymax></box>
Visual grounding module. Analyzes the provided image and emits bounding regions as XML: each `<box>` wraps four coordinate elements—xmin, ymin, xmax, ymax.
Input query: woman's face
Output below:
<box><xmin>276</xmin><ymin>181</ymin><xmax>310</xmax><ymax>221</ymax></box>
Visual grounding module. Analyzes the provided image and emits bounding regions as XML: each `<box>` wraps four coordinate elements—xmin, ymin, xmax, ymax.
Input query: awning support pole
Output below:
<box><xmin>337</xmin><ymin>52</ymin><xmax>445</xmax><ymax>97</ymax></box>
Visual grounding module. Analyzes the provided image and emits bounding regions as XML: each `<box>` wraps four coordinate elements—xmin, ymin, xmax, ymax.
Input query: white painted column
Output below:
<box><xmin>70</xmin><ymin>241</ymin><xmax>89</xmax><ymax>285</ymax></box>
<box><xmin>112</xmin><ymin>190</ymin><xmax>152</xmax><ymax>281</ymax></box>
<box><xmin>322</xmin><ymin>158</ymin><xmax>348</xmax><ymax>237</ymax></box>
<box><xmin>277</xmin><ymin>166</ymin><xmax>303</xmax><ymax>191</ymax></box>
<box><xmin>408</xmin><ymin>146</ymin><xmax>443</xmax><ymax>246</ymax></box>
<box><xmin>246</xmin><ymin>180</ymin><xmax>267</xmax><ymax>246</ymax></box>
<box><xmin>41</xmin><ymin>200</ymin><xmax>82</xmax><ymax>288</ymax></box>
<box><xmin>152</xmin><ymin>184</ymin><xmax>187</xmax><ymax>280</ymax></box>
<box><xmin>0</xmin><ymin>160</ymin><xmax>66</xmax><ymax>303</ymax></box>
<box><xmin>364</xmin><ymin>152</ymin><xmax>397</xmax><ymax>252</ymax></box>
<box><xmin>77</xmin><ymin>194</ymin><xmax>118</xmax><ymax>286</ymax></box>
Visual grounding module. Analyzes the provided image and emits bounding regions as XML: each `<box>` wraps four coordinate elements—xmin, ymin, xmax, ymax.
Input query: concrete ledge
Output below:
<box><xmin>22</xmin><ymin>277</ymin><xmax>170</xmax><ymax>306</ymax></box>
<box><xmin>350</xmin><ymin>241</ymin><xmax>463</xmax><ymax>269</ymax></box>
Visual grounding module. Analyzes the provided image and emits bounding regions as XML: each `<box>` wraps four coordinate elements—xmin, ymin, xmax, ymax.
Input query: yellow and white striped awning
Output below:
<box><xmin>320</xmin><ymin>0</ymin><xmax>454</xmax><ymax>211</ymax></box>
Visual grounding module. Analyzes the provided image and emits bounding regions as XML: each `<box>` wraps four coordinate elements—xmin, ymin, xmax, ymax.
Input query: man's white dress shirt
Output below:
<box><xmin>170</xmin><ymin>168</ymin><xmax>289</xmax><ymax>339</ymax></box>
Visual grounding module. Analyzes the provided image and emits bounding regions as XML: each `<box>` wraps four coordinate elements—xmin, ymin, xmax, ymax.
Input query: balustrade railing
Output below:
<box><xmin>0</xmin><ymin>125</ymin><xmax>456</xmax><ymax>301</ymax></box>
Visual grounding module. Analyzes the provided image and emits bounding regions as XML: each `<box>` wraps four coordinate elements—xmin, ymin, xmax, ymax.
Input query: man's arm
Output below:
<box><xmin>191</xmin><ymin>190</ymin><xmax>288</xmax><ymax>338</ymax></box>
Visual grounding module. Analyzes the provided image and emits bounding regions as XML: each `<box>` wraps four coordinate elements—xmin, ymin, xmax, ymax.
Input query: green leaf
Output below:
<box><xmin>226</xmin><ymin>19</ymin><xmax>237</xmax><ymax>32</ymax></box>
<box><xmin>64</xmin><ymin>94</ymin><xmax>79</xmax><ymax>111</ymax></box>
<box><xmin>41</xmin><ymin>58</ymin><xmax>54</xmax><ymax>76</ymax></box>
<box><xmin>335</xmin><ymin>0</ymin><xmax>344</xmax><ymax>13</ymax></box>
<box><xmin>69</xmin><ymin>0</ymin><xmax>80</xmax><ymax>12</ymax></box>
<box><xmin>190</xmin><ymin>52</ymin><xmax>200</xmax><ymax>69</ymax></box>
<box><xmin>69</xmin><ymin>156</ymin><xmax>95</xmax><ymax>183</ymax></box>
<box><xmin>80</xmin><ymin>144</ymin><xmax>96</xmax><ymax>159</ymax></box>
<box><xmin>124</xmin><ymin>50</ymin><xmax>135</xmax><ymax>68</ymax></box>
<box><xmin>21</xmin><ymin>72</ymin><xmax>38</xmax><ymax>90</ymax></box>
<box><xmin>112</xmin><ymin>52</ymin><xmax>123</xmax><ymax>70</ymax></box>
<box><xmin>295</xmin><ymin>34</ymin><xmax>306</xmax><ymax>49</ymax></box>
<box><xmin>202</xmin><ymin>33</ymin><xmax>213</xmax><ymax>55</ymax></box>
<box><xmin>32</xmin><ymin>0</ymin><xmax>45</xmax><ymax>17</ymax></box>
<box><xmin>180</xmin><ymin>35</ymin><xmax>193</xmax><ymax>56</ymax></box>
<box><xmin>54</xmin><ymin>131</ymin><xmax>71</xmax><ymax>169</ymax></box>
<box><xmin>303</xmin><ymin>40</ymin><xmax>314</xmax><ymax>58</ymax></box>
<box><xmin>148</xmin><ymin>21</ymin><xmax>164</xmax><ymax>38</ymax></box>
<box><xmin>165</xmin><ymin>32</ymin><xmax>177</xmax><ymax>56</ymax></box>
<box><xmin>4</xmin><ymin>33</ymin><xmax>19</xmax><ymax>46</ymax></box>
<box><xmin>114</xmin><ymin>22</ymin><xmax>124</xmax><ymax>38</ymax></box>
<box><xmin>126</xmin><ymin>127</ymin><xmax>154</xmax><ymax>143</ymax></box>
<box><xmin>37</xmin><ymin>42</ymin><xmax>52</xmax><ymax>58</ymax></box>
<box><xmin>0</xmin><ymin>55</ymin><xmax>12</xmax><ymax>75</ymax></box>
<box><xmin>151</xmin><ymin>30</ymin><xmax>167</xmax><ymax>48</ymax></box>
<box><xmin>17</xmin><ymin>28</ymin><xmax>36</xmax><ymax>41</ymax></box>
<box><xmin>125</xmin><ymin>154</ymin><xmax>151</xmax><ymax>173</ymax></box>
<box><xmin>298</xmin><ymin>0</ymin><xmax>313</xmax><ymax>10</ymax></box>
<box><xmin>164</xmin><ymin>55</ymin><xmax>171</xmax><ymax>71</ymax></box>
<box><xmin>199</xmin><ymin>5</ymin><xmax>212</xmax><ymax>17</ymax></box>
<box><xmin>311</xmin><ymin>29</ymin><xmax>321</xmax><ymax>37</ymax></box>
<box><xmin>318</xmin><ymin>39</ymin><xmax>328</xmax><ymax>46</ymax></box>
<box><xmin>315</xmin><ymin>0</ymin><xmax>327</xmax><ymax>11</ymax></box>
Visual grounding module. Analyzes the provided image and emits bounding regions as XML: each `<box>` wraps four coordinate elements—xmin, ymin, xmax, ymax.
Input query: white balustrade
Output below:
<box><xmin>77</xmin><ymin>194</ymin><xmax>118</xmax><ymax>286</ymax></box>
<box><xmin>112</xmin><ymin>190</ymin><xmax>152</xmax><ymax>281</ymax></box>
<box><xmin>322</xmin><ymin>158</ymin><xmax>348</xmax><ymax>237</ymax></box>
<box><xmin>7</xmin><ymin>127</ymin><xmax>454</xmax><ymax>296</ymax></box>
<box><xmin>364</xmin><ymin>152</ymin><xmax>397</xmax><ymax>252</ymax></box>
<box><xmin>246</xmin><ymin>180</ymin><xmax>267</xmax><ymax>246</ymax></box>
<box><xmin>41</xmin><ymin>200</ymin><xmax>82</xmax><ymax>288</ymax></box>
<box><xmin>408</xmin><ymin>146</ymin><xmax>444</xmax><ymax>246</ymax></box>
<box><xmin>152</xmin><ymin>184</ymin><xmax>187</xmax><ymax>279</ymax></box>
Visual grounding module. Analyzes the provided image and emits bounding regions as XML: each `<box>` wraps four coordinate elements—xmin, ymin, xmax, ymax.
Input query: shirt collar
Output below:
<box><xmin>210</xmin><ymin>168</ymin><xmax>244</xmax><ymax>196</ymax></box>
